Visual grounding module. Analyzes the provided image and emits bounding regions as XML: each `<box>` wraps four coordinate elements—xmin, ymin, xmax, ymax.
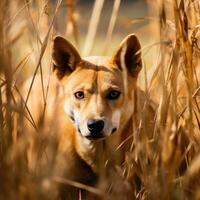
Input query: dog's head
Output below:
<box><xmin>52</xmin><ymin>34</ymin><xmax>142</xmax><ymax>140</ymax></box>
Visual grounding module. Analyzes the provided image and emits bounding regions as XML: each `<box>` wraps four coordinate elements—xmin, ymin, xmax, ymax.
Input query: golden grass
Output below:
<box><xmin>0</xmin><ymin>0</ymin><xmax>200</xmax><ymax>199</ymax></box>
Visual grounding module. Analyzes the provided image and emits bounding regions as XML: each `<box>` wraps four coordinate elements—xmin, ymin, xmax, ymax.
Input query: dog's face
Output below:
<box><xmin>52</xmin><ymin>34</ymin><xmax>142</xmax><ymax>140</ymax></box>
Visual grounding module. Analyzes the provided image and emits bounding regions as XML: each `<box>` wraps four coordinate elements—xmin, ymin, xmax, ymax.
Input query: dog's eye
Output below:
<box><xmin>107</xmin><ymin>90</ymin><xmax>121</xmax><ymax>100</ymax></box>
<box><xmin>74</xmin><ymin>91</ymin><xmax>84</xmax><ymax>99</ymax></box>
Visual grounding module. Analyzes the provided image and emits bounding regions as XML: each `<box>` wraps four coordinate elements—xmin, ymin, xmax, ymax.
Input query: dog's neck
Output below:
<box><xmin>74</xmin><ymin>135</ymin><xmax>105</xmax><ymax>174</ymax></box>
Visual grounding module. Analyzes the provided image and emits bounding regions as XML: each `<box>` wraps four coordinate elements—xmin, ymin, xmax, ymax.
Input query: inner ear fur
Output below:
<box><xmin>52</xmin><ymin>36</ymin><xmax>81</xmax><ymax>80</ymax></box>
<box><xmin>112</xmin><ymin>34</ymin><xmax>142</xmax><ymax>77</ymax></box>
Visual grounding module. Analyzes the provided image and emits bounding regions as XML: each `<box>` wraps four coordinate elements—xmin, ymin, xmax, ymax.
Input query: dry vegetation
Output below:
<box><xmin>0</xmin><ymin>0</ymin><xmax>200</xmax><ymax>199</ymax></box>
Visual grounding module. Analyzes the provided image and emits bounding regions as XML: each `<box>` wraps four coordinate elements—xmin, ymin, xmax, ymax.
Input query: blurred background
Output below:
<box><xmin>1</xmin><ymin>0</ymin><xmax>200</xmax><ymax>199</ymax></box>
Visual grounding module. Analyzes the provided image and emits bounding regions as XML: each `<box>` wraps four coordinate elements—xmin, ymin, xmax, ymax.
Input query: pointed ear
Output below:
<box><xmin>52</xmin><ymin>36</ymin><xmax>81</xmax><ymax>80</ymax></box>
<box><xmin>112</xmin><ymin>34</ymin><xmax>142</xmax><ymax>77</ymax></box>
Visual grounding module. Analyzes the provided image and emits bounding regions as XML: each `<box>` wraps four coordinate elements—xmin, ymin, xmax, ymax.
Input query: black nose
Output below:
<box><xmin>87</xmin><ymin>119</ymin><xmax>104</xmax><ymax>133</ymax></box>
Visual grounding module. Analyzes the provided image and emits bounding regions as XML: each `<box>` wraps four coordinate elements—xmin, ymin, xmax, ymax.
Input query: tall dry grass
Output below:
<box><xmin>0</xmin><ymin>0</ymin><xmax>200</xmax><ymax>199</ymax></box>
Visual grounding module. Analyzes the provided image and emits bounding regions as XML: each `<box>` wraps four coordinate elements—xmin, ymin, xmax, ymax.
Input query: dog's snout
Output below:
<box><xmin>87</xmin><ymin>119</ymin><xmax>104</xmax><ymax>133</ymax></box>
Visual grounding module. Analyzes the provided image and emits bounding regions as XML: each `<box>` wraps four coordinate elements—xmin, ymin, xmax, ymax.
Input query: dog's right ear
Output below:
<box><xmin>52</xmin><ymin>36</ymin><xmax>81</xmax><ymax>80</ymax></box>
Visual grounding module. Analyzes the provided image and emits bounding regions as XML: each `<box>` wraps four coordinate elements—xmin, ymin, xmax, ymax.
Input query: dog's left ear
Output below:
<box><xmin>112</xmin><ymin>34</ymin><xmax>142</xmax><ymax>77</ymax></box>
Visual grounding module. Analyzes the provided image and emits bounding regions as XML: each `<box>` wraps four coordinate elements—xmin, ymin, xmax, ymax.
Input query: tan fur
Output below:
<box><xmin>23</xmin><ymin>34</ymin><xmax>156</xmax><ymax>199</ymax></box>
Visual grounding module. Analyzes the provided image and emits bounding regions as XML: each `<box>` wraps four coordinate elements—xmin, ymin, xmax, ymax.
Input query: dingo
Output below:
<box><xmin>51</xmin><ymin>34</ymin><xmax>155</xmax><ymax>199</ymax></box>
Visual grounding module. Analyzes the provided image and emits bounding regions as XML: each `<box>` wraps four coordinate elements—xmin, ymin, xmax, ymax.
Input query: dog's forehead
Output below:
<box><xmin>63</xmin><ymin>56</ymin><xmax>123</xmax><ymax>90</ymax></box>
<box><xmin>83</xmin><ymin>56</ymin><xmax>111</xmax><ymax>66</ymax></box>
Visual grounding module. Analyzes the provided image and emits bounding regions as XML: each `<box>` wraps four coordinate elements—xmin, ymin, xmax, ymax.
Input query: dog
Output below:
<box><xmin>20</xmin><ymin>34</ymin><xmax>155</xmax><ymax>199</ymax></box>
<box><xmin>50</xmin><ymin>34</ymin><xmax>155</xmax><ymax>199</ymax></box>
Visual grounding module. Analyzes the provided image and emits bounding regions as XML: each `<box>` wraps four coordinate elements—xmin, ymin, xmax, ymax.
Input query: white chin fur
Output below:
<box><xmin>111</xmin><ymin>110</ymin><xmax>121</xmax><ymax>130</ymax></box>
<box><xmin>64</xmin><ymin>101</ymin><xmax>70</xmax><ymax>115</ymax></box>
